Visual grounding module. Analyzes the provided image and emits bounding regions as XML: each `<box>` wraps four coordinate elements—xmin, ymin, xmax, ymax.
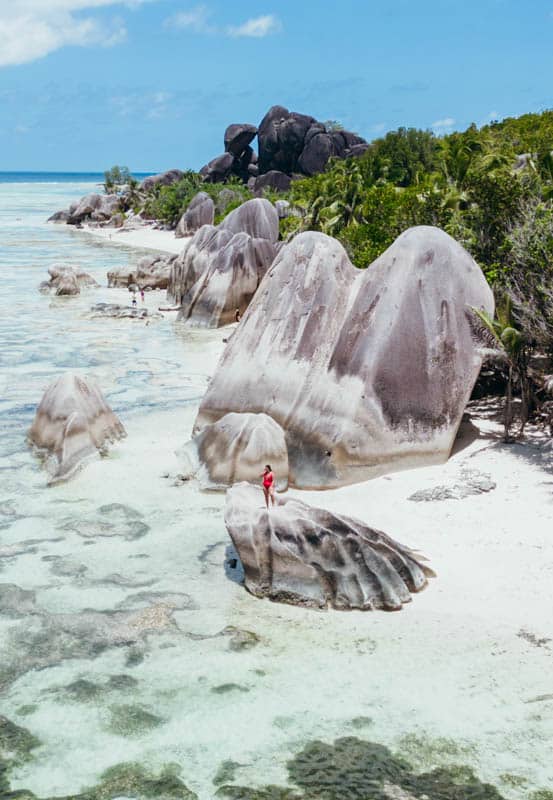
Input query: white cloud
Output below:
<box><xmin>0</xmin><ymin>0</ymin><xmax>152</xmax><ymax>66</ymax></box>
<box><xmin>164</xmin><ymin>5</ymin><xmax>214</xmax><ymax>33</ymax></box>
<box><xmin>227</xmin><ymin>14</ymin><xmax>282</xmax><ymax>38</ymax></box>
<box><xmin>432</xmin><ymin>117</ymin><xmax>455</xmax><ymax>131</ymax></box>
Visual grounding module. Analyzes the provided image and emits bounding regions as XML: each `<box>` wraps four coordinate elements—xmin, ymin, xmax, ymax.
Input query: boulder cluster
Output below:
<box><xmin>200</xmin><ymin>105</ymin><xmax>369</xmax><ymax>192</ymax></box>
<box><xmin>167</xmin><ymin>197</ymin><xmax>280</xmax><ymax>327</ymax></box>
<box><xmin>49</xmin><ymin>194</ymin><xmax>122</xmax><ymax>226</ymax></box>
<box><xmin>107</xmin><ymin>253</ymin><xmax>176</xmax><ymax>290</ymax></box>
<box><xmin>191</xmin><ymin>226</ymin><xmax>494</xmax><ymax>488</ymax></box>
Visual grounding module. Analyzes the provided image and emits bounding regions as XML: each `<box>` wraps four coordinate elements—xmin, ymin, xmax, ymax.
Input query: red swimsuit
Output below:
<box><xmin>263</xmin><ymin>472</ymin><xmax>274</xmax><ymax>488</ymax></box>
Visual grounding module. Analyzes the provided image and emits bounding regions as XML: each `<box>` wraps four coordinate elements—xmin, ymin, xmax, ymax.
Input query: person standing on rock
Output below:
<box><xmin>261</xmin><ymin>465</ymin><xmax>275</xmax><ymax>509</ymax></box>
<box><xmin>140</xmin><ymin>289</ymin><xmax>145</xmax><ymax>303</ymax></box>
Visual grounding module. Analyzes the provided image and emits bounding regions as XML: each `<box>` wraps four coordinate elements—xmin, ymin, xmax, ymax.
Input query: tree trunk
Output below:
<box><xmin>504</xmin><ymin>364</ymin><xmax>513</xmax><ymax>442</ymax></box>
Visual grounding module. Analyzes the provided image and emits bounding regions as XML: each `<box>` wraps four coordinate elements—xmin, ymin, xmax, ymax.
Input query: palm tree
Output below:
<box><xmin>470</xmin><ymin>297</ymin><xmax>529</xmax><ymax>440</ymax></box>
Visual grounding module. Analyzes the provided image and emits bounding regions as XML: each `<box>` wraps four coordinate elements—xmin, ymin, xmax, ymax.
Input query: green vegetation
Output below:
<box><xmin>108</xmin><ymin>109</ymin><xmax>553</xmax><ymax>435</ymax></box>
<box><xmin>103</xmin><ymin>165</ymin><xmax>134</xmax><ymax>193</ymax></box>
<box><xmin>282</xmin><ymin>110</ymin><xmax>553</xmax><ymax>435</ymax></box>
<box><xmin>142</xmin><ymin>172</ymin><xmax>252</xmax><ymax>226</ymax></box>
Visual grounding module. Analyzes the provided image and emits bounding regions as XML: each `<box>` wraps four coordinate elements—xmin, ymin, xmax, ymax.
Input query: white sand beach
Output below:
<box><xmin>80</xmin><ymin>223</ymin><xmax>187</xmax><ymax>254</ymax></box>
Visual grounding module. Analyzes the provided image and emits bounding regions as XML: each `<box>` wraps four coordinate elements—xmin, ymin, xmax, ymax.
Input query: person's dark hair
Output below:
<box><xmin>265</xmin><ymin>464</ymin><xmax>271</xmax><ymax>471</ymax></box>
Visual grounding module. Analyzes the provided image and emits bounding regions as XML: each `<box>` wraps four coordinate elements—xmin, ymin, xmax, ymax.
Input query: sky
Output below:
<box><xmin>1</xmin><ymin>0</ymin><xmax>553</xmax><ymax>171</ymax></box>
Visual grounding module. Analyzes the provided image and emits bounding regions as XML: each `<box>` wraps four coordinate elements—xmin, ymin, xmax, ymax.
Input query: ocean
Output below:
<box><xmin>0</xmin><ymin>177</ymin><xmax>549</xmax><ymax>799</ymax></box>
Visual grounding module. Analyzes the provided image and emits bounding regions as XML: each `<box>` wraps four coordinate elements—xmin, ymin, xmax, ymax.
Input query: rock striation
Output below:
<box><xmin>39</xmin><ymin>265</ymin><xmax>99</xmax><ymax>296</ymax></box>
<box><xmin>194</xmin><ymin>227</ymin><xmax>495</xmax><ymax>488</ymax></box>
<box><xmin>177</xmin><ymin>412</ymin><xmax>288</xmax><ymax>490</ymax></box>
<box><xmin>167</xmin><ymin>198</ymin><xmax>278</xmax><ymax>327</ymax></box>
<box><xmin>225</xmin><ymin>483</ymin><xmax>434</xmax><ymax>610</ymax></box>
<box><xmin>175</xmin><ymin>191</ymin><xmax>215</xmax><ymax>238</ymax></box>
<box><xmin>28</xmin><ymin>373</ymin><xmax>126</xmax><ymax>484</ymax></box>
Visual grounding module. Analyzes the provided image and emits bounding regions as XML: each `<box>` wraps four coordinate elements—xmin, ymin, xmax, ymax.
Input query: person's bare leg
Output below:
<box><xmin>263</xmin><ymin>487</ymin><xmax>269</xmax><ymax>509</ymax></box>
<box><xmin>270</xmin><ymin>487</ymin><xmax>276</xmax><ymax>507</ymax></box>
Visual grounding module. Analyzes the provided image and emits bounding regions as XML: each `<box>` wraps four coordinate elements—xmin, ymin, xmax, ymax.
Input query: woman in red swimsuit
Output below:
<box><xmin>261</xmin><ymin>464</ymin><xmax>276</xmax><ymax>509</ymax></box>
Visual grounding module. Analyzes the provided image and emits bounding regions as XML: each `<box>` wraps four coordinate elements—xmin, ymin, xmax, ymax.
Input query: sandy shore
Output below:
<box><xmin>80</xmin><ymin>223</ymin><xmax>187</xmax><ymax>254</ymax></box>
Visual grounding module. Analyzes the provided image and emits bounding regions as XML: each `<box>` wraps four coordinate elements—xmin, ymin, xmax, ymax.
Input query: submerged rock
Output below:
<box><xmin>225</xmin><ymin>483</ymin><xmax>434</xmax><ymax>610</ymax></box>
<box><xmin>89</xmin><ymin>302</ymin><xmax>162</xmax><ymax>320</ymax></box>
<box><xmin>39</xmin><ymin>264</ymin><xmax>99</xmax><ymax>296</ymax></box>
<box><xmin>176</xmin><ymin>191</ymin><xmax>215</xmax><ymax>238</ymax></box>
<box><xmin>177</xmin><ymin>412</ymin><xmax>288</xmax><ymax>490</ymax></box>
<box><xmin>28</xmin><ymin>373</ymin><xmax>126</xmax><ymax>484</ymax></box>
<box><xmin>195</xmin><ymin>228</ymin><xmax>494</xmax><ymax>487</ymax></box>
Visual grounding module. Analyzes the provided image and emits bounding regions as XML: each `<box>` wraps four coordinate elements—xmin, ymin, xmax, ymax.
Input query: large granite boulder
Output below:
<box><xmin>168</xmin><ymin>224</ymin><xmax>276</xmax><ymax>327</ymax></box>
<box><xmin>66</xmin><ymin>193</ymin><xmax>102</xmax><ymax>224</ymax></box>
<box><xmin>257</xmin><ymin>105</ymin><xmax>316</xmax><ymax>174</ymax></box>
<box><xmin>28</xmin><ymin>374</ymin><xmax>126</xmax><ymax>484</ymax></box>
<box><xmin>175</xmin><ymin>192</ymin><xmax>215</xmax><ymax>238</ymax></box>
<box><xmin>107</xmin><ymin>254</ymin><xmax>175</xmax><ymax>290</ymax></box>
<box><xmin>298</xmin><ymin>130</ymin><xmax>339</xmax><ymax>175</ymax></box>
<box><xmin>225</xmin><ymin>483</ymin><xmax>434</xmax><ymax>610</ymax></box>
<box><xmin>139</xmin><ymin>169</ymin><xmax>184</xmax><ymax>192</ymax></box>
<box><xmin>200</xmin><ymin>153</ymin><xmax>234</xmax><ymax>183</ymax></box>
<box><xmin>194</xmin><ymin>227</ymin><xmax>495</xmax><ymax>488</ymax></box>
<box><xmin>224</xmin><ymin>123</ymin><xmax>258</xmax><ymax>156</ymax></box>
<box><xmin>40</xmin><ymin>265</ymin><xmax>99</xmax><ymax>296</ymax></box>
<box><xmin>253</xmin><ymin>170</ymin><xmax>292</xmax><ymax>194</ymax></box>
<box><xmin>220</xmin><ymin>198</ymin><xmax>279</xmax><ymax>242</ymax></box>
<box><xmin>177</xmin><ymin>412</ymin><xmax>288</xmax><ymax>490</ymax></box>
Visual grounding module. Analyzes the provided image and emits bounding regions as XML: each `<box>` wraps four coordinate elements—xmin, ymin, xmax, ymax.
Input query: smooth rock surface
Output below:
<box><xmin>28</xmin><ymin>373</ymin><xmax>126</xmax><ymax>484</ymax></box>
<box><xmin>178</xmin><ymin>412</ymin><xmax>288</xmax><ymax>490</ymax></box>
<box><xmin>175</xmin><ymin>192</ymin><xmax>215</xmax><ymax>238</ymax></box>
<box><xmin>220</xmin><ymin>197</ymin><xmax>279</xmax><ymax>242</ymax></box>
<box><xmin>195</xmin><ymin>227</ymin><xmax>495</xmax><ymax>487</ymax></box>
<box><xmin>225</xmin><ymin>483</ymin><xmax>434</xmax><ymax>610</ymax></box>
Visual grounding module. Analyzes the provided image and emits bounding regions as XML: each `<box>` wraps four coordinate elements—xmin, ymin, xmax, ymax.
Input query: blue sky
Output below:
<box><xmin>1</xmin><ymin>0</ymin><xmax>553</xmax><ymax>171</ymax></box>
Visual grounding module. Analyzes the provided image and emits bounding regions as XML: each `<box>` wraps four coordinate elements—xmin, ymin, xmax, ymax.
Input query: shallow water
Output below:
<box><xmin>0</xmin><ymin>181</ymin><xmax>552</xmax><ymax>800</ymax></box>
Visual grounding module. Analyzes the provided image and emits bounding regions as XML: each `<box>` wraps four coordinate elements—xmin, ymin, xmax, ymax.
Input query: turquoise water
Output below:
<box><xmin>0</xmin><ymin>181</ymin><xmax>552</xmax><ymax>800</ymax></box>
<box><xmin>0</xmin><ymin>172</ymin><xmax>152</xmax><ymax>183</ymax></box>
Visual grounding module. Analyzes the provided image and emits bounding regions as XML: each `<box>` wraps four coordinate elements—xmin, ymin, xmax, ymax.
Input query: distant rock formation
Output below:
<box><xmin>28</xmin><ymin>373</ymin><xmax>126</xmax><ymax>484</ymax></box>
<box><xmin>177</xmin><ymin>412</ymin><xmax>288</xmax><ymax>490</ymax></box>
<box><xmin>194</xmin><ymin>227</ymin><xmax>494</xmax><ymax>488</ymax></box>
<box><xmin>225</xmin><ymin>483</ymin><xmax>434</xmax><ymax>610</ymax></box>
<box><xmin>167</xmin><ymin>198</ymin><xmax>278</xmax><ymax>327</ymax></box>
<box><xmin>39</xmin><ymin>265</ymin><xmax>99</xmax><ymax>296</ymax></box>
<box><xmin>175</xmin><ymin>192</ymin><xmax>215</xmax><ymax>238</ymax></box>
<box><xmin>139</xmin><ymin>169</ymin><xmax>185</xmax><ymax>192</ymax></box>
<box><xmin>200</xmin><ymin>105</ymin><xmax>369</xmax><ymax>191</ymax></box>
<box><xmin>107</xmin><ymin>254</ymin><xmax>176</xmax><ymax>290</ymax></box>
